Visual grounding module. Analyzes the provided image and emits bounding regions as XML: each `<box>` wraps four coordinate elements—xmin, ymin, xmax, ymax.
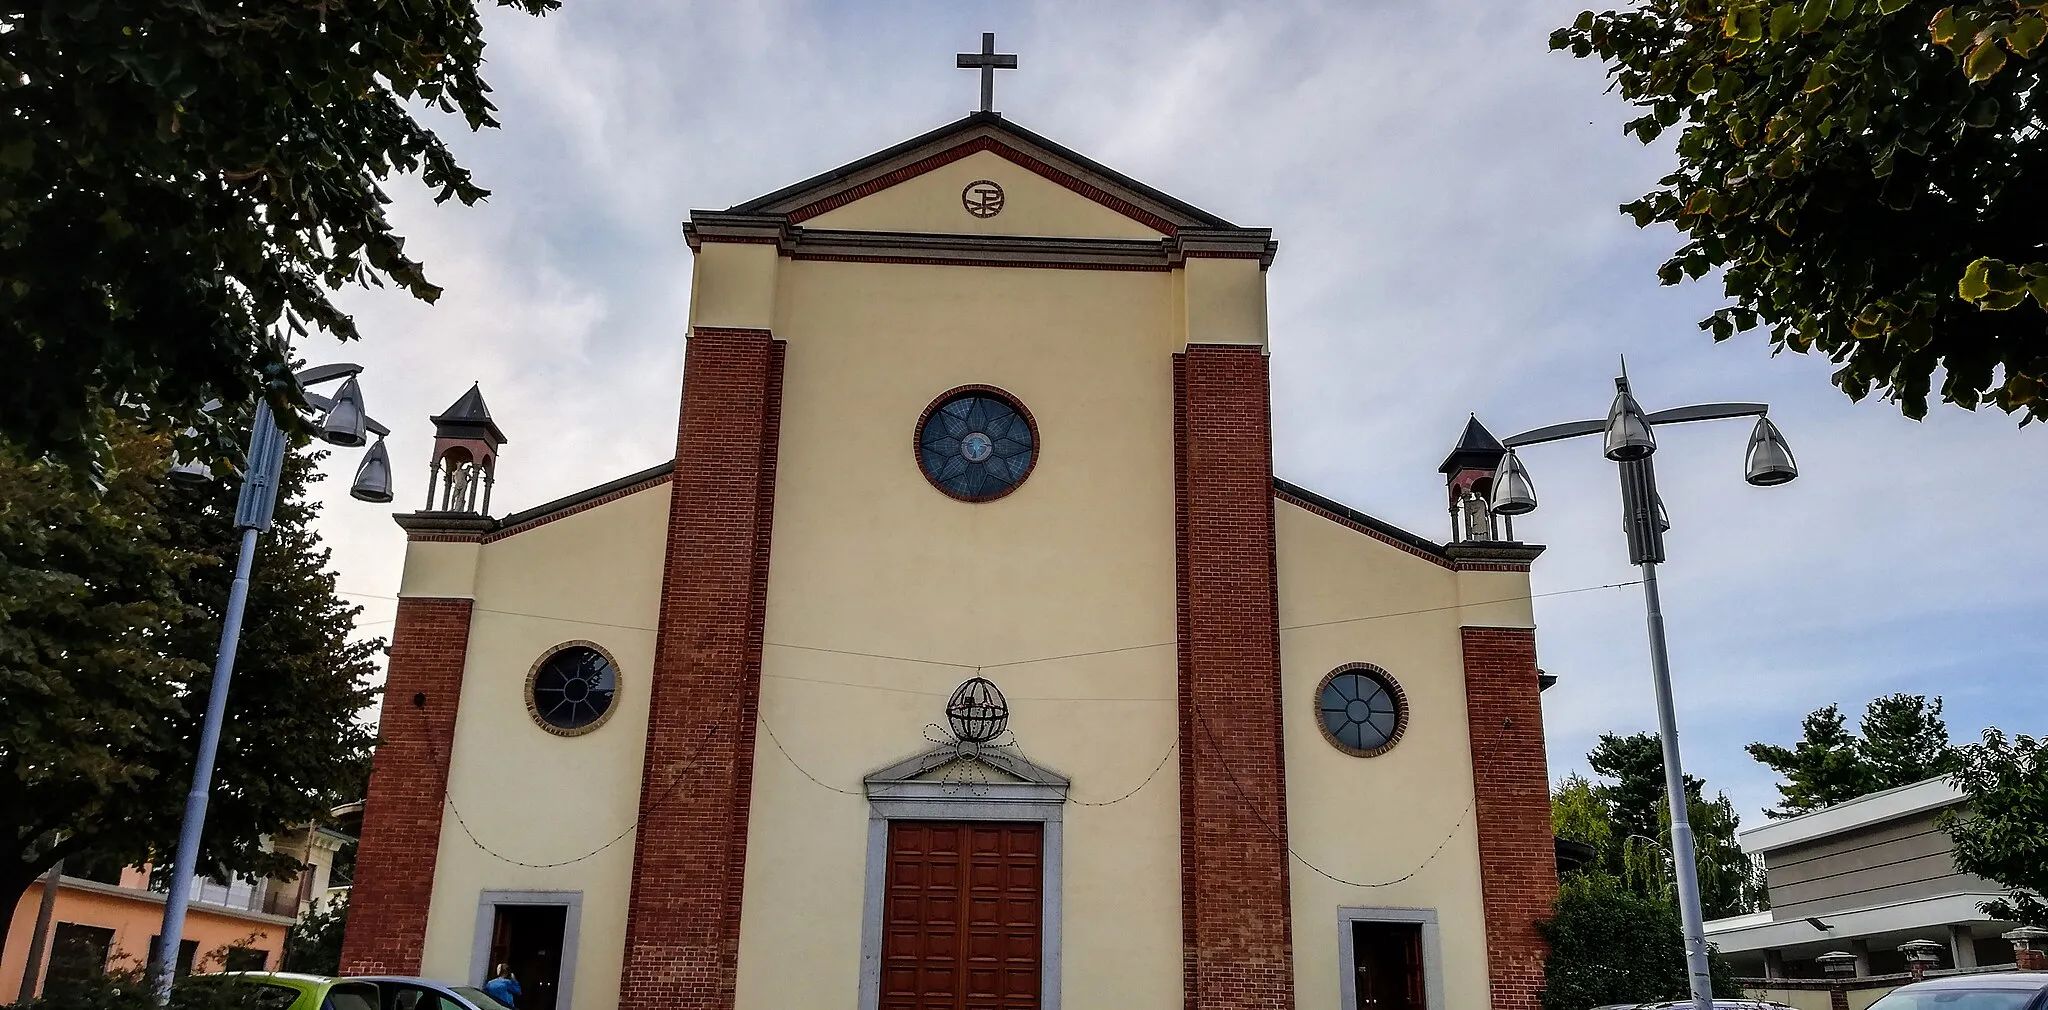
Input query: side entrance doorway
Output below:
<box><xmin>879</xmin><ymin>821</ymin><xmax>1043</xmax><ymax>1010</ymax></box>
<box><xmin>1352</xmin><ymin>919</ymin><xmax>1426</xmax><ymax>1010</ymax></box>
<box><xmin>486</xmin><ymin>904</ymin><xmax>566</xmax><ymax>1010</ymax></box>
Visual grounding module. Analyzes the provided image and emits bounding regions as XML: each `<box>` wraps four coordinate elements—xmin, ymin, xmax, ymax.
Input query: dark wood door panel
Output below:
<box><xmin>880</xmin><ymin>820</ymin><xmax>1042</xmax><ymax>1010</ymax></box>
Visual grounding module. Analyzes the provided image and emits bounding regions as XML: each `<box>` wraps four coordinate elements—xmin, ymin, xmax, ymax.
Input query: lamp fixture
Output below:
<box><xmin>319</xmin><ymin>376</ymin><xmax>369</xmax><ymax>447</ymax></box>
<box><xmin>1489</xmin><ymin>449</ymin><xmax>1538</xmax><ymax>516</ymax></box>
<box><xmin>1744</xmin><ymin>415</ymin><xmax>1799</xmax><ymax>486</ymax></box>
<box><xmin>350</xmin><ymin>438</ymin><xmax>395</xmax><ymax>503</ymax></box>
<box><xmin>1603</xmin><ymin>379</ymin><xmax>1657</xmax><ymax>461</ymax></box>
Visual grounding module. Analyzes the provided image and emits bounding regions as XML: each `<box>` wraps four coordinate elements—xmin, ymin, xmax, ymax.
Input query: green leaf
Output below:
<box><xmin>1689</xmin><ymin>64</ymin><xmax>1719</xmax><ymax>93</ymax></box>
<box><xmin>1772</xmin><ymin>3</ymin><xmax>1801</xmax><ymax>38</ymax></box>
<box><xmin>1965</xmin><ymin>40</ymin><xmax>2010</xmax><ymax>80</ymax></box>
<box><xmin>1876</xmin><ymin>0</ymin><xmax>1911</xmax><ymax>14</ymax></box>
<box><xmin>2007</xmin><ymin>14</ymin><xmax>2046</xmax><ymax>54</ymax></box>
<box><xmin>1959</xmin><ymin>258</ymin><xmax>1994</xmax><ymax>301</ymax></box>
<box><xmin>1804</xmin><ymin>61</ymin><xmax>1837</xmax><ymax>91</ymax></box>
<box><xmin>0</xmin><ymin>138</ymin><xmax>33</xmax><ymax>169</ymax></box>
<box><xmin>1832</xmin><ymin>0</ymin><xmax>1858</xmax><ymax>17</ymax></box>
<box><xmin>1801</xmin><ymin>0</ymin><xmax>1833</xmax><ymax>31</ymax></box>
<box><xmin>1931</xmin><ymin>6</ymin><xmax>1959</xmax><ymax>44</ymax></box>
<box><xmin>1979</xmin><ymin>288</ymin><xmax>2028</xmax><ymax>310</ymax></box>
<box><xmin>1727</xmin><ymin>4</ymin><xmax>1767</xmax><ymax>40</ymax></box>
<box><xmin>1965</xmin><ymin>97</ymin><xmax>2000</xmax><ymax>127</ymax></box>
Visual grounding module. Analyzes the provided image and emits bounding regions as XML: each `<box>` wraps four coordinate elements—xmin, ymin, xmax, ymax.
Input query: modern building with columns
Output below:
<box><xmin>340</xmin><ymin>110</ymin><xmax>1559</xmax><ymax>1010</ymax></box>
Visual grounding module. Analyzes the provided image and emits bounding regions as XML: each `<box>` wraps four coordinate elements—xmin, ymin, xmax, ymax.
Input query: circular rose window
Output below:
<box><xmin>915</xmin><ymin>386</ymin><xmax>1037</xmax><ymax>502</ymax></box>
<box><xmin>1315</xmin><ymin>664</ymin><xmax>1408</xmax><ymax>757</ymax></box>
<box><xmin>526</xmin><ymin>642</ymin><xmax>620</xmax><ymax>736</ymax></box>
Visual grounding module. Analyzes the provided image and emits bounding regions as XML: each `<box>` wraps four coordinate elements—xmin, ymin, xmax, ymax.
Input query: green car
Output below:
<box><xmin>195</xmin><ymin>972</ymin><xmax>509</xmax><ymax>1010</ymax></box>
<box><xmin>190</xmin><ymin>972</ymin><xmax>381</xmax><ymax>1010</ymax></box>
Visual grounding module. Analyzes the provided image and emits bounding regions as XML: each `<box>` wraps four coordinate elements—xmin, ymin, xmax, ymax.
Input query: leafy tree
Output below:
<box><xmin>1939</xmin><ymin>728</ymin><xmax>2048</xmax><ymax>926</ymax></box>
<box><xmin>1562</xmin><ymin>735</ymin><xmax>1767</xmax><ymax>917</ymax></box>
<box><xmin>1538</xmin><ymin>874</ymin><xmax>1741</xmax><ymax>1010</ymax></box>
<box><xmin>1552</xmin><ymin>0</ymin><xmax>2048</xmax><ymax>423</ymax></box>
<box><xmin>1748</xmin><ymin>694</ymin><xmax>1956</xmax><ymax>817</ymax></box>
<box><xmin>282</xmin><ymin>901</ymin><xmax>349</xmax><ymax>976</ymax></box>
<box><xmin>7</xmin><ymin>956</ymin><xmax>278</xmax><ymax>1010</ymax></box>
<box><xmin>0</xmin><ymin>418</ymin><xmax>379</xmax><ymax>956</ymax></box>
<box><xmin>1</xmin><ymin>0</ymin><xmax>557</xmax><ymax>470</ymax></box>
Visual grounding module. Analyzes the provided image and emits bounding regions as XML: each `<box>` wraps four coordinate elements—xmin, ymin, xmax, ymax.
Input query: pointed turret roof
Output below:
<box><xmin>1438</xmin><ymin>415</ymin><xmax>1505</xmax><ymax>475</ymax></box>
<box><xmin>431</xmin><ymin>383</ymin><xmax>507</xmax><ymax>444</ymax></box>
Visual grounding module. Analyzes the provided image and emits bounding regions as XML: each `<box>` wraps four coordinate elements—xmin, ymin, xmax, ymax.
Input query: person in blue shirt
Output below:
<box><xmin>482</xmin><ymin>965</ymin><xmax>522</xmax><ymax>1008</ymax></box>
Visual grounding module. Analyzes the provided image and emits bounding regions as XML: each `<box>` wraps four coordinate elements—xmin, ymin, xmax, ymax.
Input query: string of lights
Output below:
<box><xmin>431</xmin><ymin>725</ymin><xmax>717</xmax><ymax>869</ymax></box>
<box><xmin>1193</xmin><ymin>705</ymin><xmax>1487</xmax><ymax>889</ymax></box>
<box><xmin>335</xmin><ymin>579</ymin><xmax>1639</xmax><ymax>686</ymax></box>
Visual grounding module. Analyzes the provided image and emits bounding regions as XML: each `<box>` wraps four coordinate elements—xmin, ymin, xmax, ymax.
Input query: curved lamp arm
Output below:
<box><xmin>1504</xmin><ymin>402</ymin><xmax>1770</xmax><ymax>448</ymax></box>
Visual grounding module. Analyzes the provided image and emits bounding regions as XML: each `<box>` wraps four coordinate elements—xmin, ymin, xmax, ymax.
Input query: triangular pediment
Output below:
<box><xmin>723</xmin><ymin>113</ymin><xmax>1245</xmax><ymax>241</ymax></box>
<box><xmin>865</xmin><ymin>742</ymin><xmax>1069</xmax><ymax>795</ymax></box>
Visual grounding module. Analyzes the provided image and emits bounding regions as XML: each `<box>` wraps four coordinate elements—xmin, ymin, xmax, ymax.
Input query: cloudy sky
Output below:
<box><xmin>303</xmin><ymin>0</ymin><xmax>2047</xmax><ymax>830</ymax></box>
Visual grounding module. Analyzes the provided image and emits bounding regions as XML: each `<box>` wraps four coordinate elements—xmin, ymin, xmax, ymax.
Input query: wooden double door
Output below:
<box><xmin>880</xmin><ymin>821</ymin><xmax>1043</xmax><ymax>1010</ymax></box>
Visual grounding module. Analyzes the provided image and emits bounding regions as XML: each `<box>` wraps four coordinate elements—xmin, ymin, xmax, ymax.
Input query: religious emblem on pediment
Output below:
<box><xmin>962</xmin><ymin>179</ymin><xmax>1005</xmax><ymax>218</ymax></box>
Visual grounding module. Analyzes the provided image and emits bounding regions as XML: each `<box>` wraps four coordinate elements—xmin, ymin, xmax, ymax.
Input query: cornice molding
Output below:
<box><xmin>685</xmin><ymin>213</ymin><xmax>1277</xmax><ymax>271</ymax></box>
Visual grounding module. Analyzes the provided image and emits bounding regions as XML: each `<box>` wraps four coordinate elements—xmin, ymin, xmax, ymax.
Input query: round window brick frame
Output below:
<box><xmin>913</xmin><ymin>384</ymin><xmax>1041</xmax><ymax>504</ymax></box>
<box><xmin>524</xmin><ymin>639</ymin><xmax>623</xmax><ymax>738</ymax></box>
<box><xmin>1313</xmin><ymin>663</ymin><xmax>1410</xmax><ymax>758</ymax></box>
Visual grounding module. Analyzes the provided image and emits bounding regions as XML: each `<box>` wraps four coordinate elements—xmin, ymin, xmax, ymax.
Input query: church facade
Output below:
<box><xmin>339</xmin><ymin>112</ymin><xmax>1557</xmax><ymax>1010</ymax></box>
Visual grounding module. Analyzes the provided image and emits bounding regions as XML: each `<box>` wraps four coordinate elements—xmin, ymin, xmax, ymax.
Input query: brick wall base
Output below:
<box><xmin>340</xmin><ymin>596</ymin><xmax>475</xmax><ymax>975</ymax></box>
<box><xmin>616</xmin><ymin>329</ymin><xmax>785</xmax><ymax>1010</ymax></box>
<box><xmin>1175</xmin><ymin>346</ymin><xmax>1294</xmax><ymax>1010</ymax></box>
<box><xmin>1461</xmin><ymin>626</ymin><xmax>1558</xmax><ymax>1010</ymax></box>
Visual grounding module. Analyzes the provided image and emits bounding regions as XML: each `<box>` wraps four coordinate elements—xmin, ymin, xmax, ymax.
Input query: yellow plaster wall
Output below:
<box><xmin>1182</xmin><ymin>257</ymin><xmax>1269</xmax><ymax>348</ymax></box>
<box><xmin>1275</xmin><ymin>499</ymin><xmax>1501</xmax><ymax>1010</ymax></box>
<box><xmin>688</xmin><ymin>242</ymin><xmax>779</xmax><ymax>330</ymax></box>
<box><xmin>416</xmin><ymin>485</ymin><xmax>670</xmax><ymax>1010</ymax></box>
<box><xmin>398</xmin><ymin>540</ymin><xmax>482</xmax><ymax>600</ymax></box>
<box><xmin>803</xmin><ymin>149</ymin><xmax>1166</xmax><ymax>239</ymax></box>
<box><xmin>735</xmin><ymin>259</ymin><xmax>1186</xmax><ymax>1010</ymax></box>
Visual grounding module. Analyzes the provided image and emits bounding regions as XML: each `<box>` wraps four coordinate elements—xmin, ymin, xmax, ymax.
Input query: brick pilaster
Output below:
<box><xmin>1460</xmin><ymin>626</ymin><xmax>1558</xmax><ymax>1010</ymax></box>
<box><xmin>341</xmin><ymin>596</ymin><xmax>475</xmax><ymax>975</ymax></box>
<box><xmin>616</xmin><ymin>328</ymin><xmax>785</xmax><ymax>1010</ymax></box>
<box><xmin>1174</xmin><ymin>346</ymin><xmax>1293</xmax><ymax>1010</ymax></box>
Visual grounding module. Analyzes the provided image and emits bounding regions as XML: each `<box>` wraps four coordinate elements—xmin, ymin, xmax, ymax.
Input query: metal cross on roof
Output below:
<box><xmin>956</xmin><ymin>32</ymin><xmax>1017</xmax><ymax>114</ymax></box>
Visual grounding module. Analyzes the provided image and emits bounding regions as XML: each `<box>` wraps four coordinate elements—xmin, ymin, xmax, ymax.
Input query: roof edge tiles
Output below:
<box><xmin>1273</xmin><ymin>477</ymin><xmax>1452</xmax><ymax>561</ymax></box>
<box><xmin>724</xmin><ymin>111</ymin><xmax>1245</xmax><ymax>231</ymax></box>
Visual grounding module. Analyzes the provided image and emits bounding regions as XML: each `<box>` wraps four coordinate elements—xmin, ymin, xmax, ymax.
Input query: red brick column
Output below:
<box><xmin>341</xmin><ymin>596</ymin><xmax>475</xmax><ymax>975</ymax></box>
<box><xmin>1174</xmin><ymin>345</ymin><xmax>1293</xmax><ymax>1010</ymax></box>
<box><xmin>1460</xmin><ymin>626</ymin><xmax>1558</xmax><ymax>1010</ymax></box>
<box><xmin>617</xmin><ymin>328</ymin><xmax>785</xmax><ymax>1010</ymax></box>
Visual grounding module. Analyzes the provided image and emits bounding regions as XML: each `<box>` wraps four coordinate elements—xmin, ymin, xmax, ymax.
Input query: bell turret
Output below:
<box><xmin>1438</xmin><ymin>415</ymin><xmax>1508</xmax><ymax>542</ymax></box>
<box><xmin>425</xmin><ymin>383</ymin><xmax>507</xmax><ymax>515</ymax></box>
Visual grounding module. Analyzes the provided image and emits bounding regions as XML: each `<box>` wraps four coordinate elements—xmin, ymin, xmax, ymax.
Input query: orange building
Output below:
<box><xmin>4</xmin><ymin>864</ymin><xmax>301</xmax><ymax>1001</ymax></box>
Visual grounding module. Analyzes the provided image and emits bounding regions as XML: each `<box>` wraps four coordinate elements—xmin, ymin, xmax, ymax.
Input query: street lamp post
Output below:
<box><xmin>1490</xmin><ymin>372</ymin><xmax>1798</xmax><ymax>1010</ymax></box>
<box><xmin>148</xmin><ymin>364</ymin><xmax>396</xmax><ymax>998</ymax></box>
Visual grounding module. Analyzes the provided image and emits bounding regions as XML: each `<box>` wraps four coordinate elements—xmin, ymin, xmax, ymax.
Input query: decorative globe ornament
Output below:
<box><xmin>946</xmin><ymin>677</ymin><xmax>1009</xmax><ymax>743</ymax></box>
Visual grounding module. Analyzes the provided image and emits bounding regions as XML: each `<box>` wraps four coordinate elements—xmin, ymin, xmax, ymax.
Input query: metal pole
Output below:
<box><xmin>150</xmin><ymin>524</ymin><xmax>258</xmax><ymax>996</ymax></box>
<box><xmin>1640</xmin><ymin>560</ymin><xmax>1714</xmax><ymax>1010</ymax></box>
<box><xmin>151</xmin><ymin>402</ymin><xmax>286</xmax><ymax>999</ymax></box>
<box><xmin>17</xmin><ymin>859</ymin><xmax>62</xmax><ymax>1001</ymax></box>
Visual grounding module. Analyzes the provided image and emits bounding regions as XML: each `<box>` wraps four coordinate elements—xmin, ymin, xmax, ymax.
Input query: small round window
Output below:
<box><xmin>526</xmin><ymin>642</ymin><xmax>619</xmax><ymax>736</ymax></box>
<box><xmin>915</xmin><ymin>386</ymin><xmax>1038</xmax><ymax>502</ymax></box>
<box><xmin>1315</xmin><ymin>664</ymin><xmax>1408</xmax><ymax>757</ymax></box>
